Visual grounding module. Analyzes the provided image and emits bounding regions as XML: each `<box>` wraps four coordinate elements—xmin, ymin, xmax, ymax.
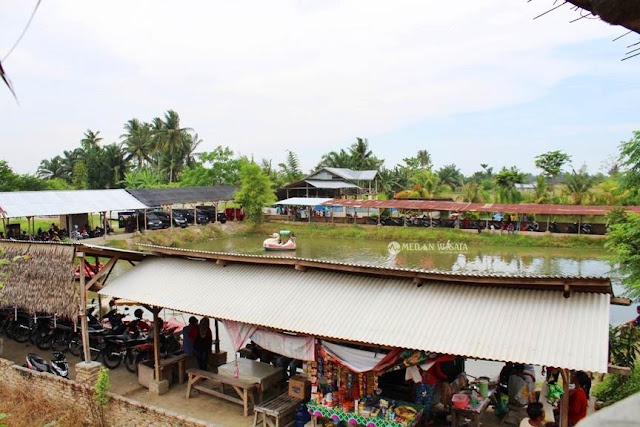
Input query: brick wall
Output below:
<box><xmin>0</xmin><ymin>357</ymin><xmax>215</xmax><ymax>427</ymax></box>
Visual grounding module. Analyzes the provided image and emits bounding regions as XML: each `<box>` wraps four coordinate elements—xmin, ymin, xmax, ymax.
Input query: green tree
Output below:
<box><xmin>37</xmin><ymin>155</ymin><xmax>65</xmax><ymax>180</ymax></box>
<box><xmin>234</xmin><ymin>163</ymin><xmax>275</xmax><ymax>223</ymax></box>
<box><xmin>81</xmin><ymin>129</ymin><xmax>103</xmax><ymax>151</ymax></box>
<box><xmin>123</xmin><ymin>168</ymin><xmax>165</xmax><ymax>189</ymax></box>
<box><xmin>348</xmin><ymin>137</ymin><xmax>383</xmax><ymax>170</ymax></box>
<box><xmin>532</xmin><ymin>175</ymin><xmax>548</xmax><ymax>204</ymax></box>
<box><xmin>278</xmin><ymin>150</ymin><xmax>303</xmax><ymax>184</ymax></box>
<box><xmin>103</xmin><ymin>143</ymin><xmax>128</xmax><ymax>188</ymax></box>
<box><xmin>72</xmin><ymin>161</ymin><xmax>88</xmax><ymax>189</ymax></box>
<box><xmin>460</xmin><ymin>182</ymin><xmax>483</xmax><ymax>202</ymax></box>
<box><xmin>493</xmin><ymin>167</ymin><xmax>524</xmax><ymax>203</ymax></box>
<box><xmin>437</xmin><ymin>164</ymin><xmax>464</xmax><ymax>189</ymax></box>
<box><xmin>179</xmin><ymin>146</ymin><xmax>245</xmax><ymax>187</ymax></box>
<box><xmin>563</xmin><ymin>168</ymin><xmax>596</xmax><ymax>205</ymax></box>
<box><xmin>618</xmin><ymin>130</ymin><xmax>640</xmax><ymax>204</ymax></box>
<box><xmin>535</xmin><ymin>150</ymin><xmax>572</xmax><ymax>180</ymax></box>
<box><xmin>154</xmin><ymin>110</ymin><xmax>192</xmax><ymax>182</ymax></box>
<box><xmin>403</xmin><ymin>149</ymin><xmax>432</xmax><ymax>170</ymax></box>
<box><xmin>317</xmin><ymin>149</ymin><xmax>352</xmax><ymax>168</ymax></box>
<box><xmin>605</xmin><ymin>212</ymin><xmax>640</xmax><ymax>299</ymax></box>
<box><xmin>410</xmin><ymin>169</ymin><xmax>449</xmax><ymax>198</ymax></box>
<box><xmin>121</xmin><ymin>119</ymin><xmax>153</xmax><ymax>168</ymax></box>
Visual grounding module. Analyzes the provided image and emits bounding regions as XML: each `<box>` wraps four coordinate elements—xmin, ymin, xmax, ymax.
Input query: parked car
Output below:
<box><xmin>145</xmin><ymin>213</ymin><xmax>165</xmax><ymax>230</ymax></box>
<box><xmin>172</xmin><ymin>209</ymin><xmax>195</xmax><ymax>224</ymax></box>
<box><xmin>172</xmin><ymin>214</ymin><xmax>188</xmax><ymax>228</ymax></box>
<box><xmin>196</xmin><ymin>210</ymin><xmax>211</xmax><ymax>224</ymax></box>
<box><xmin>217</xmin><ymin>212</ymin><xmax>227</xmax><ymax>224</ymax></box>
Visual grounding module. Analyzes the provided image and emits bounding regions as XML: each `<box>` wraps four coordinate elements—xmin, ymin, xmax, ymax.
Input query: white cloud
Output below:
<box><xmin>0</xmin><ymin>0</ymin><xmax>636</xmax><ymax>174</ymax></box>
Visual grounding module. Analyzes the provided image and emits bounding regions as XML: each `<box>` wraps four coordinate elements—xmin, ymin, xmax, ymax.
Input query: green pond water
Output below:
<box><xmin>184</xmin><ymin>235</ymin><xmax>635</xmax><ymax>325</ymax></box>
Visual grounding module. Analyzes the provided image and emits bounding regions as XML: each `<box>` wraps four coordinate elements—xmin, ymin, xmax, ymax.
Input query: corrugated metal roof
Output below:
<box><xmin>99</xmin><ymin>257</ymin><xmax>611</xmax><ymax>372</ymax></box>
<box><xmin>126</xmin><ymin>186</ymin><xmax>238</xmax><ymax>206</ymax></box>
<box><xmin>322</xmin><ymin>199</ymin><xmax>640</xmax><ymax>216</ymax></box>
<box><xmin>0</xmin><ymin>189</ymin><xmax>148</xmax><ymax>218</ymax></box>
<box><xmin>323</xmin><ymin>168</ymin><xmax>378</xmax><ymax>181</ymax></box>
<box><xmin>305</xmin><ymin>180</ymin><xmax>359</xmax><ymax>189</ymax></box>
<box><xmin>276</xmin><ymin>197</ymin><xmax>332</xmax><ymax>206</ymax></box>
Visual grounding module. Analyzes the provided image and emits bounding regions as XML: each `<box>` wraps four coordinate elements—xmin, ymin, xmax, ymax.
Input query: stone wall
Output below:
<box><xmin>0</xmin><ymin>357</ymin><xmax>214</xmax><ymax>427</ymax></box>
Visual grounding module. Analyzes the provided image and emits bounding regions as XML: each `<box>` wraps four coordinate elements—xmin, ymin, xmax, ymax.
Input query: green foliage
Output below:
<box><xmin>123</xmin><ymin>168</ymin><xmax>166</xmax><ymax>189</ymax></box>
<box><xmin>179</xmin><ymin>146</ymin><xmax>246</xmax><ymax>187</ymax></box>
<box><xmin>493</xmin><ymin>167</ymin><xmax>524</xmax><ymax>203</ymax></box>
<box><xmin>535</xmin><ymin>150</ymin><xmax>571</xmax><ymax>179</ymax></box>
<box><xmin>409</xmin><ymin>169</ymin><xmax>449</xmax><ymax>198</ymax></box>
<box><xmin>278</xmin><ymin>150</ymin><xmax>304</xmax><ymax>184</ymax></box>
<box><xmin>94</xmin><ymin>367</ymin><xmax>111</xmax><ymax>408</ymax></box>
<box><xmin>609</xmin><ymin>325</ymin><xmax>640</xmax><ymax>368</ymax></box>
<box><xmin>605</xmin><ymin>213</ymin><xmax>640</xmax><ymax>299</ymax></box>
<box><xmin>0</xmin><ymin>412</ymin><xmax>7</xmax><ymax>427</ymax></box>
<box><xmin>437</xmin><ymin>164</ymin><xmax>463</xmax><ymax>190</ymax></box>
<box><xmin>317</xmin><ymin>137</ymin><xmax>383</xmax><ymax>170</ymax></box>
<box><xmin>460</xmin><ymin>182</ymin><xmax>483</xmax><ymax>202</ymax></box>
<box><xmin>71</xmin><ymin>161</ymin><xmax>88</xmax><ymax>189</ymax></box>
<box><xmin>618</xmin><ymin>130</ymin><xmax>640</xmax><ymax>204</ymax></box>
<box><xmin>593</xmin><ymin>362</ymin><xmax>640</xmax><ymax>407</ymax></box>
<box><xmin>403</xmin><ymin>149</ymin><xmax>432</xmax><ymax>170</ymax></box>
<box><xmin>234</xmin><ymin>163</ymin><xmax>275</xmax><ymax>223</ymax></box>
<box><xmin>563</xmin><ymin>168</ymin><xmax>597</xmax><ymax>205</ymax></box>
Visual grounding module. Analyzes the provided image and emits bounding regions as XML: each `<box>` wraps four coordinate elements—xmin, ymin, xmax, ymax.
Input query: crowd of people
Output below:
<box><xmin>499</xmin><ymin>363</ymin><xmax>592</xmax><ymax>427</ymax></box>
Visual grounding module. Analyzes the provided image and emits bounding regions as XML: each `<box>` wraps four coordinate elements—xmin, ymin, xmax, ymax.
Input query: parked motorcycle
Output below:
<box><xmin>25</xmin><ymin>352</ymin><xmax>69</xmax><ymax>378</ymax></box>
<box><xmin>548</xmin><ymin>222</ymin><xmax>559</xmax><ymax>233</ymax></box>
<box><xmin>526</xmin><ymin>222</ymin><xmax>540</xmax><ymax>232</ymax></box>
<box><xmin>567</xmin><ymin>222</ymin><xmax>592</xmax><ymax>234</ymax></box>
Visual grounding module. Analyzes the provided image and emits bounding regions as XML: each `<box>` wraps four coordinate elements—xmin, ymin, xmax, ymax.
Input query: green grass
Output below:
<box><xmin>3</xmin><ymin>213</ymin><xmax>125</xmax><ymax>235</ymax></box>
<box><xmin>239</xmin><ymin>222</ymin><xmax>605</xmax><ymax>249</ymax></box>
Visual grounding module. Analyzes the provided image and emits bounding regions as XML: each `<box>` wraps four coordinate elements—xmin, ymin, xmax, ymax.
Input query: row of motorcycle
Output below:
<box><xmin>0</xmin><ymin>304</ymin><xmax>180</xmax><ymax>377</ymax></box>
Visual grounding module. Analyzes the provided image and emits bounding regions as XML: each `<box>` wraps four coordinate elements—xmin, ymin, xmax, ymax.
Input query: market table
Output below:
<box><xmin>307</xmin><ymin>401</ymin><xmax>424</xmax><ymax>427</ymax></box>
<box><xmin>450</xmin><ymin>388</ymin><xmax>496</xmax><ymax>427</ymax></box>
<box><xmin>217</xmin><ymin>359</ymin><xmax>285</xmax><ymax>402</ymax></box>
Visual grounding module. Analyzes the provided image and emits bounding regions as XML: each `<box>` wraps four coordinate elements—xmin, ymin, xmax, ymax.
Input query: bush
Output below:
<box><xmin>593</xmin><ymin>363</ymin><xmax>640</xmax><ymax>407</ymax></box>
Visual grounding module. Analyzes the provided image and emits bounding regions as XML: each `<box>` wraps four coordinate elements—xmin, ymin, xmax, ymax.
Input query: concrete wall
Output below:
<box><xmin>0</xmin><ymin>357</ymin><xmax>214</xmax><ymax>427</ymax></box>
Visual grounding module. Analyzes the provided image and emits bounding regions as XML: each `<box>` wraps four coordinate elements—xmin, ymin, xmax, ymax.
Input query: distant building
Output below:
<box><xmin>515</xmin><ymin>183</ymin><xmax>536</xmax><ymax>193</ymax></box>
<box><xmin>277</xmin><ymin>167</ymin><xmax>379</xmax><ymax>199</ymax></box>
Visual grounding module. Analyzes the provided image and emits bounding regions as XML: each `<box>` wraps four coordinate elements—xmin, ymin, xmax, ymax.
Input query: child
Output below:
<box><xmin>520</xmin><ymin>402</ymin><xmax>544</xmax><ymax>427</ymax></box>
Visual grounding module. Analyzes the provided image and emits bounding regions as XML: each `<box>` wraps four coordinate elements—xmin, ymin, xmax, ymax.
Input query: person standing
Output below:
<box><xmin>567</xmin><ymin>371</ymin><xmax>589</xmax><ymax>426</ymax></box>
<box><xmin>519</xmin><ymin>402</ymin><xmax>544</xmax><ymax>427</ymax></box>
<box><xmin>190</xmin><ymin>317</ymin><xmax>213</xmax><ymax>370</ymax></box>
<box><xmin>182</xmin><ymin>316</ymin><xmax>198</xmax><ymax>356</ymax></box>
<box><xmin>501</xmin><ymin>364</ymin><xmax>536</xmax><ymax>426</ymax></box>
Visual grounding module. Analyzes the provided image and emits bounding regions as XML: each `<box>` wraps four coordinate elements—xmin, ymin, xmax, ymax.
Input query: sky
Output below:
<box><xmin>0</xmin><ymin>0</ymin><xmax>638</xmax><ymax>176</ymax></box>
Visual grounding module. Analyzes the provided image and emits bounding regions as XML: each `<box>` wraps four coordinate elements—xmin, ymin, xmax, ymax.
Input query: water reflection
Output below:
<box><xmin>178</xmin><ymin>236</ymin><xmax>632</xmax><ymax>325</ymax></box>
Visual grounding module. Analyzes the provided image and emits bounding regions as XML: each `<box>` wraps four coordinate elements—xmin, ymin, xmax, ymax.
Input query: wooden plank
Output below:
<box><xmin>187</xmin><ymin>369</ymin><xmax>257</xmax><ymax>390</ymax></box>
<box><xmin>85</xmin><ymin>255</ymin><xmax>118</xmax><ymax>291</ymax></box>
<box><xmin>611</xmin><ymin>297</ymin><xmax>632</xmax><ymax>306</ymax></box>
<box><xmin>193</xmin><ymin>385</ymin><xmax>245</xmax><ymax>406</ymax></box>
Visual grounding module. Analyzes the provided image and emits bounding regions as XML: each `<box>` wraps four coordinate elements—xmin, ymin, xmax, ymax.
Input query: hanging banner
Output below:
<box><xmin>223</xmin><ymin>320</ymin><xmax>258</xmax><ymax>352</ymax></box>
<box><xmin>251</xmin><ymin>329</ymin><xmax>316</xmax><ymax>361</ymax></box>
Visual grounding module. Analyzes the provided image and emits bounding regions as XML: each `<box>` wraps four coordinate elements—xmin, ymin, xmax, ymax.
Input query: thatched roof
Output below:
<box><xmin>0</xmin><ymin>242</ymin><xmax>78</xmax><ymax>319</ymax></box>
<box><xmin>566</xmin><ymin>0</ymin><xmax>640</xmax><ymax>34</ymax></box>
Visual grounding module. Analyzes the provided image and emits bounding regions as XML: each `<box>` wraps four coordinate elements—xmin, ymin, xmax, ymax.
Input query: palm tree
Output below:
<box><xmin>37</xmin><ymin>155</ymin><xmax>65</xmax><ymax>179</ymax></box>
<box><xmin>61</xmin><ymin>148</ymin><xmax>84</xmax><ymax>182</ymax></box>
<box><xmin>81</xmin><ymin>129</ymin><xmax>102</xmax><ymax>151</ymax></box>
<box><xmin>154</xmin><ymin>110</ymin><xmax>192</xmax><ymax>182</ymax></box>
<box><xmin>460</xmin><ymin>182</ymin><xmax>483</xmax><ymax>202</ymax></box>
<box><xmin>411</xmin><ymin>169</ymin><xmax>449</xmax><ymax>198</ymax></box>
<box><xmin>416</xmin><ymin>150</ymin><xmax>432</xmax><ymax>169</ymax></box>
<box><xmin>121</xmin><ymin>119</ymin><xmax>153</xmax><ymax>168</ymax></box>
<box><xmin>437</xmin><ymin>164</ymin><xmax>463</xmax><ymax>190</ymax></box>
<box><xmin>102</xmin><ymin>143</ymin><xmax>128</xmax><ymax>188</ymax></box>
<box><xmin>183</xmin><ymin>132</ymin><xmax>203</xmax><ymax>168</ymax></box>
<box><xmin>563</xmin><ymin>169</ymin><xmax>596</xmax><ymax>205</ymax></box>
<box><xmin>278</xmin><ymin>150</ymin><xmax>303</xmax><ymax>184</ymax></box>
<box><xmin>317</xmin><ymin>149</ymin><xmax>353</xmax><ymax>169</ymax></box>
<box><xmin>348</xmin><ymin>137</ymin><xmax>382</xmax><ymax>170</ymax></box>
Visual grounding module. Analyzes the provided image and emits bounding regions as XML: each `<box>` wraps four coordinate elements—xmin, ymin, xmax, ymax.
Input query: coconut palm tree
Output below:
<box><xmin>437</xmin><ymin>164</ymin><xmax>464</xmax><ymax>190</ymax></box>
<box><xmin>121</xmin><ymin>119</ymin><xmax>153</xmax><ymax>168</ymax></box>
<box><xmin>411</xmin><ymin>169</ymin><xmax>449</xmax><ymax>198</ymax></box>
<box><xmin>60</xmin><ymin>149</ymin><xmax>84</xmax><ymax>181</ymax></box>
<box><xmin>183</xmin><ymin>132</ymin><xmax>203</xmax><ymax>168</ymax></box>
<box><xmin>317</xmin><ymin>149</ymin><xmax>353</xmax><ymax>169</ymax></box>
<box><xmin>102</xmin><ymin>143</ymin><xmax>128</xmax><ymax>188</ymax></box>
<box><xmin>416</xmin><ymin>150</ymin><xmax>432</xmax><ymax>169</ymax></box>
<box><xmin>348</xmin><ymin>137</ymin><xmax>383</xmax><ymax>170</ymax></box>
<box><xmin>80</xmin><ymin>129</ymin><xmax>102</xmax><ymax>151</ymax></box>
<box><xmin>278</xmin><ymin>150</ymin><xmax>303</xmax><ymax>184</ymax></box>
<box><xmin>460</xmin><ymin>182</ymin><xmax>483</xmax><ymax>202</ymax></box>
<box><xmin>153</xmin><ymin>110</ymin><xmax>192</xmax><ymax>182</ymax></box>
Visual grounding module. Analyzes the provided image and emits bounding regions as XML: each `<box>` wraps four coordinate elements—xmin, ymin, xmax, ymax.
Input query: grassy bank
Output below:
<box><xmin>105</xmin><ymin>224</ymin><xmax>227</xmax><ymax>249</ymax></box>
<box><xmin>239</xmin><ymin>223</ymin><xmax>605</xmax><ymax>249</ymax></box>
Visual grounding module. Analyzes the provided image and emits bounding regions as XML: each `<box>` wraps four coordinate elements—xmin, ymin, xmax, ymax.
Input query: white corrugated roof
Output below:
<box><xmin>305</xmin><ymin>180</ymin><xmax>359</xmax><ymax>189</ymax></box>
<box><xmin>99</xmin><ymin>257</ymin><xmax>611</xmax><ymax>372</ymax></box>
<box><xmin>0</xmin><ymin>189</ymin><xmax>148</xmax><ymax>218</ymax></box>
<box><xmin>323</xmin><ymin>167</ymin><xmax>378</xmax><ymax>181</ymax></box>
<box><xmin>276</xmin><ymin>197</ymin><xmax>332</xmax><ymax>206</ymax></box>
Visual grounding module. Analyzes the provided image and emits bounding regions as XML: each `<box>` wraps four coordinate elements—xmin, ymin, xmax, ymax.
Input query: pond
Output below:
<box><xmin>184</xmin><ymin>235</ymin><xmax>635</xmax><ymax>325</ymax></box>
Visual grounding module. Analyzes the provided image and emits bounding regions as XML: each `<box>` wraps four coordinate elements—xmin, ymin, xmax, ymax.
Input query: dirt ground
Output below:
<box><xmin>0</xmin><ymin>338</ymin><xmax>505</xmax><ymax>427</ymax></box>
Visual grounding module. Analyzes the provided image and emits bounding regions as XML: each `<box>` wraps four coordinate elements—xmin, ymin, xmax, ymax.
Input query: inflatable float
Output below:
<box><xmin>263</xmin><ymin>230</ymin><xmax>296</xmax><ymax>251</ymax></box>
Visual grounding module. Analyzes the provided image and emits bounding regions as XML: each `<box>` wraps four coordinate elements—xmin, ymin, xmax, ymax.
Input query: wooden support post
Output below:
<box><xmin>214</xmin><ymin>319</ymin><xmax>220</xmax><ymax>353</ymax></box>
<box><xmin>546</xmin><ymin>216</ymin><xmax>550</xmax><ymax>233</ymax></box>
<box><xmin>170</xmin><ymin>205</ymin><xmax>174</xmax><ymax>230</ymax></box>
<box><xmin>144</xmin><ymin>210</ymin><xmax>147</xmax><ymax>231</ymax></box>
<box><xmin>559</xmin><ymin>369</ymin><xmax>570</xmax><ymax>427</ymax></box>
<box><xmin>153</xmin><ymin>306</ymin><xmax>161</xmax><ymax>381</ymax></box>
<box><xmin>78</xmin><ymin>252</ymin><xmax>91</xmax><ymax>363</ymax></box>
<box><xmin>103</xmin><ymin>211</ymin><xmax>108</xmax><ymax>241</ymax></box>
<box><xmin>578</xmin><ymin>215</ymin><xmax>582</xmax><ymax>235</ymax></box>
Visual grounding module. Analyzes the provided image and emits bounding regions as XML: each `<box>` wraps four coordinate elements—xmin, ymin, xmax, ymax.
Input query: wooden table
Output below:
<box><xmin>253</xmin><ymin>393</ymin><xmax>302</xmax><ymax>427</ymax></box>
<box><xmin>217</xmin><ymin>359</ymin><xmax>285</xmax><ymax>402</ymax></box>
<box><xmin>450</xmin><ymin>389</ymin><xmax>496</xmax><ymax>427</ymax></box>
<box><xmin>159</xmin><ymin>353</ymin><xmax>191</xmax><ymax>384</ymax></box>
<box><xmin>186</xmin><ymin>368</ymin><xmax>257</xmax><ymax>416</ymax></box>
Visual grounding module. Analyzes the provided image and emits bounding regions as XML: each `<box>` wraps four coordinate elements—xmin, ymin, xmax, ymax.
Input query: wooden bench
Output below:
<box><xmin>186</xmin><ymin>368</ymin><xmax>257</xmax><ymax>416</ymax></box>
<box><xmin>253</xmin><ymin>393</ymin><xmax>302</xmax><ymax>427</ymax></box>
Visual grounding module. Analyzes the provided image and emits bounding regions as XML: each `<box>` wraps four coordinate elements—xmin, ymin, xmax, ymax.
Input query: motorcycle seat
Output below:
<box><xmin>27</xmin><ymin>353</ymin><xmax>50</xmax><ymax>371</ymax></box>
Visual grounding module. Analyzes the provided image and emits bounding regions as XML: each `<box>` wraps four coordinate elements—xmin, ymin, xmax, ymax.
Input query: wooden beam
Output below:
<box><xmin>85</xmin><ymin>256</ymin><xmax>119</xmax><ymax>291</ymax></box>
<box><xmin>294</xmin><ymin>264</ymin><xmax>307</xmax><ymax>272</ymax></box>
<box><xmin>611</xmin><ymin>297</ymin><xmax>632</xmax><ymax>306</ymax></box>
<box><xmin>608</xmin><ymin>364</ymin><xmax>632</xmax><ymax>375</ymax></box>
<box><xmin>77</xmin><ymin>253</ymin><xmax>91</xmax><ymax>364</ymax></box>
<box><xmin>153</xmin><ymin>307</ymin><xmax>161</xmax><ymax>381</ymax></box>
<box><xmin>216</xmin><ymin>259</ymin><xmax>229</xmax><ymax>267</ymax></box>
<box><xmin>559</xmin><ymin>369</ymin><xmax>570</xmax><ymax>427</ymax></box>
<box><xmin>563</xmin><ymin>282</ymin><xmax>571</xmax><ymax>298</ymax></box>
